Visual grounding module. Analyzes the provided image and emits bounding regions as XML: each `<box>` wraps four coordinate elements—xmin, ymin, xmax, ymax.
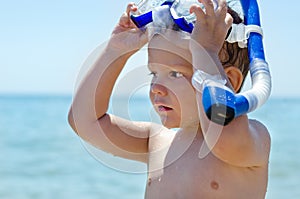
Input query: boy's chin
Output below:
<box><xmin>161</xmin><ymin>119</ymin><xmax>180</xmax><ymax>129</ymax></box>
<box><xmin>160</xmin><ymin>117</ymin><xmax>199</xmax><ymax>129</ymax></box>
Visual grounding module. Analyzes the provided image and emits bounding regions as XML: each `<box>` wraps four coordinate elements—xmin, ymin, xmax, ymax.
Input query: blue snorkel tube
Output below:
<box><xmin>131</xmin><ymin>0</ymin><xmax>271</xmax><ymax>126</ymax></box>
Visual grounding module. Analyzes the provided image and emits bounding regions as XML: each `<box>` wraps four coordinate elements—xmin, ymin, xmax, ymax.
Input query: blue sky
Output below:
<box><xmin>0</xmin><ymin>0</ymin><xmax>299</xmax><ymax>97</ymax></box>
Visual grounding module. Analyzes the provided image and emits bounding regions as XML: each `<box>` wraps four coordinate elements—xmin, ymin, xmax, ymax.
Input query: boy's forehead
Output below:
<box><xmin>148</xmin><ymin>33</ymin><xmax>192</xmax><ymax>61</ymax></box>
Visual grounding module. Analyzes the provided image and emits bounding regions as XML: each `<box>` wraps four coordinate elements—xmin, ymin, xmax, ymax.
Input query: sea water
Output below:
<box><xmin>0</xmin><ymin>95</ymin><xmax>299</xmax><ymax>198</ymax></box>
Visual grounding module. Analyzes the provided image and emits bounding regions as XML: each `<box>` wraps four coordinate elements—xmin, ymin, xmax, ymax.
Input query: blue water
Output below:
<box><xmin>0</xmin><ymin>95</ymin><xmax>299</xmax><ymax>198</ymax></box>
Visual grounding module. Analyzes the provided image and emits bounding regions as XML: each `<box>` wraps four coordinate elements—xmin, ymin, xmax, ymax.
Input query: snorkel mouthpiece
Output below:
<box><xmin>202</xmin><ymin>83</ymin><xmax>249</xmax><ymax>126</ymax></box>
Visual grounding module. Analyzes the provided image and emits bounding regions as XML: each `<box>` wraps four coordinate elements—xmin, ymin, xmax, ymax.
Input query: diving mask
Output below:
<box><xmin>131</xmin><ymin>0</ymin><xmax>218</xmax><ymax>33</ymax></box>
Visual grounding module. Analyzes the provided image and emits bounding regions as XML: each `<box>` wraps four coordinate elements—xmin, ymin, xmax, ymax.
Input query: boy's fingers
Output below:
<box><xmin>126</xmin><ymin>2</ymin><xmax>136</xmax><ymax>14</ymax></box>
<box><xmin>190</xmin><ymin>4</ymin><xmax>205</xmax><ymax>22</ymax></box>
<box><xmin>126</xmin><ymin>3</ymin><xmax>138</xmax><ymax>28</ymax></box>
<box><xmin>225</xmin><ymin>13</ymin><xmax>233</xmax><ymax>28</ymax></box>
<box><xmin>200</xmin><ymin>0</ymin><xmax>216</xmax><ymax>16</ymax></box>
<box><xmin>117</xmin><ymin>3</ymin><xmax>137</xmax><ymax>29</ymax></box>
<box><xmin>216</xmin><ymin>0</ymin><xmax>227</xmax><ymax>18</ymax></box>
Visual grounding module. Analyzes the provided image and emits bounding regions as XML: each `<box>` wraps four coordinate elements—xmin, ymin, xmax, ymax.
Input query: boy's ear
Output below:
<box><xmin>224</xmin><ymin>66</ymin><xmax>244</xmax><ymax>93</ymax></box>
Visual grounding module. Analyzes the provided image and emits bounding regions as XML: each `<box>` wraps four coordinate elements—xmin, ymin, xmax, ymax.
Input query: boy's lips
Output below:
<box><xmin>157</xmin><ymin>105</ymin><xmax>173</xmax><ymax>112</ymax></box>
<box><xmin>153</xmin><ymin>98</ymin><xmax>173</xmax><ymax>112</ymax></box>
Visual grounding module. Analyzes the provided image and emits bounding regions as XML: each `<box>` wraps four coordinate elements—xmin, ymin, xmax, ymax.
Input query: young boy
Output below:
<box><xmin>68</xmin><ymin>0</ymin><xmax>271</xmax><ymax>198</ymax></box>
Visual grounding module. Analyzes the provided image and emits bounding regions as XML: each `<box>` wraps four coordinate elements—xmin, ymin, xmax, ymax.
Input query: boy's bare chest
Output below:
<box><xmin>147</xmin><ymin>136</ymin><xmax>227</xmax><ymax>197</ymax></box>
<box><xmin>146</xmin><ymin>135</ymin><xmax>266</xmax><ymax>199</ymax></box>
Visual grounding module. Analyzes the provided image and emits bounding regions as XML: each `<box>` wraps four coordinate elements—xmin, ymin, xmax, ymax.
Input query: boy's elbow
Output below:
<box><xmin>68</xmin><ymin>108</ymin><xmax>78</xmax><ymax>133</ymax></box>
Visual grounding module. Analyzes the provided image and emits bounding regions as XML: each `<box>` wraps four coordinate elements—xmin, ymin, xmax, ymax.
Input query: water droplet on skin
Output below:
<box><xmin>158</xmin><ymin>177</ymin><xmax>162</xmax><ymax>182</ymax></box>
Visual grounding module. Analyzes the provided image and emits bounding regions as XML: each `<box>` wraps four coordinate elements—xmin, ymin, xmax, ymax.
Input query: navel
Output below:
<box><xmin>210</xmin><ymin>181</ymin><xmax>219</xmax><ymax>190</ymax></box>
<box><xmin>148</xmin><ymin>178</ymin><xmax>152</xmax><ymax>186</ymax></box>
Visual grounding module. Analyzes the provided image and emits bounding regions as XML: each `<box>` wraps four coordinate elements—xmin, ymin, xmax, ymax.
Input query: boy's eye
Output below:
<box><xmin>169</xmin><ymin>71</ymin><xmax>183</xmax><ymax>78</ymax></box>
<box><xmin>149</xmin><ymin>72</ymin><xmax>157</xmax><ymax>77</ymax></box>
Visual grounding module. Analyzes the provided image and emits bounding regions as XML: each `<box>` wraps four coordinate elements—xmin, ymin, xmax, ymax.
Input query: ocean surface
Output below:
<box><xmin>0</xmin><ymin>95</ymin><xmax>299</xmax><ymax>199</ymax></box>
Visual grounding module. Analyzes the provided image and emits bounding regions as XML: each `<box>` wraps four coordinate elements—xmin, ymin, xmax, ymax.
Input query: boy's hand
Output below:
<box><xmin>190</xmin><ymin>0</ymin><xmax>232</xmax><ymax>54</ymax></box>
<box><xmin>108</xmin><ymin>3</ymin><xmax>148</xmax><ymax>53</ymax></box>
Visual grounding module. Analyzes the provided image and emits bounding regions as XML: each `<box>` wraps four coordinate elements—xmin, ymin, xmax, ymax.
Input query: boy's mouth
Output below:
<box><xmin>158</xmin><ymin>105</ymin><xmax>173</xmax><ymax>112</ymax></box>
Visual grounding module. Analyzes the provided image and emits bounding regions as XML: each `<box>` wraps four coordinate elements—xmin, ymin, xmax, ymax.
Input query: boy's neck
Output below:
<box><xmin>180</xmin><ymin>121</ymin><xmax>200</xmax><ymax>131</ymax></box>
<box><xmin>177</xmin><ymin>122</ymin><xmax>203</xmax><ymax>139</ymax></box>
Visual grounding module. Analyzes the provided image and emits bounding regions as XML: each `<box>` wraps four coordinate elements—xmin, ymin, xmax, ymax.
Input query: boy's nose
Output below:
<box><xmin>150</xmin><ymin>82</ymin><xmax>167</xmax><ymax>96</ymax></box>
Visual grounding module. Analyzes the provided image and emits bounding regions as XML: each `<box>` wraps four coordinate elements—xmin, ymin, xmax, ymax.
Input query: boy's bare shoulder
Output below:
<box><xmin>249</xmin><ymin>119</ymin><xmax>270</xmax><ymax>138</ymax></box>
<box><xmin>249</xmin><ymin>118</ymin><xmax>271</xmax><ymax>159</ymax></box>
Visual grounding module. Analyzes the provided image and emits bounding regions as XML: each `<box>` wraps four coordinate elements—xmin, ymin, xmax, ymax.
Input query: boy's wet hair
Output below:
<box><xmin>220</xmin><ymin>7</ymin><xmax>250</xmax><ymax>93</ymax></box>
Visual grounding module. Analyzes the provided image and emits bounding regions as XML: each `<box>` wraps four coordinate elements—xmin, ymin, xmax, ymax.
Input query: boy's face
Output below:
<box><xmin>148</xmin><ymin>35</ymin><xmax>199</xmax><ymax>129</ymax></box>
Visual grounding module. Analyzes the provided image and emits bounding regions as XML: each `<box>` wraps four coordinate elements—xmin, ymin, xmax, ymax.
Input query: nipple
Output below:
<box><xmin>210</xmin><ymin>180</ymin><xmax>219</xmax><ymax>190</ymax></box>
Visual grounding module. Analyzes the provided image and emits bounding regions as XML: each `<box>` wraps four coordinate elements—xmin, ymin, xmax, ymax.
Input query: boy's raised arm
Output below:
<box><xmin>68</xmin><ymin>3</ymin><xmax>151</xmax><ymax>163</ymax></box>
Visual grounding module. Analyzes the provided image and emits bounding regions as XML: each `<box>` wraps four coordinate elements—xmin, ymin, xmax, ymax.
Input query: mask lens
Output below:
<box><xmin>134</xmin><ymin>0</ymin><xmax>170</xmax><ymax>15</ymax></box>
<box><xmin>171</xmin><ymin>0</ymin><xmax>218</xmax><ymax>23</ymax></box>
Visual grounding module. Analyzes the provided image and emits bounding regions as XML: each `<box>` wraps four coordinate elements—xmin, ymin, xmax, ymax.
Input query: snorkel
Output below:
<box><xmin>199</xmin><ymin>0</ymin><xmax>271</xmax><ymax>125</ymax></box>
<box><xmin>131</xmin><ymin>0</ymin><xmax>271</xmax><ymax>126</ymax></box>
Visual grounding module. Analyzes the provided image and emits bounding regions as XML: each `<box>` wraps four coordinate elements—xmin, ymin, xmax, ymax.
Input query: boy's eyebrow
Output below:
<box><xmin>165</xmin><ymin>63</ymin><xmax>193</xmax><ymax>72</ymax></box>
<box><xmin>148</xmin><ymin>62</ymin><xmax>192</xmax><ymax>67</ymax></box>
<box><xmin>148</xmin><ymin>63</ymin><xmax>192</xmax><ymax>71</ymax></box>
<box><xmin>170</xmin><ymin>64</ymin><xmax>192</xmax><ymax>68</ymax></box>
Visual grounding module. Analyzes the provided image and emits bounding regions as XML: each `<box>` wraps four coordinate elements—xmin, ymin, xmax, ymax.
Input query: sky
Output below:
<box><xmin>0</xmin><ymin>0</ymin><xmax>299</xmax><ymax>98</ymax></box>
